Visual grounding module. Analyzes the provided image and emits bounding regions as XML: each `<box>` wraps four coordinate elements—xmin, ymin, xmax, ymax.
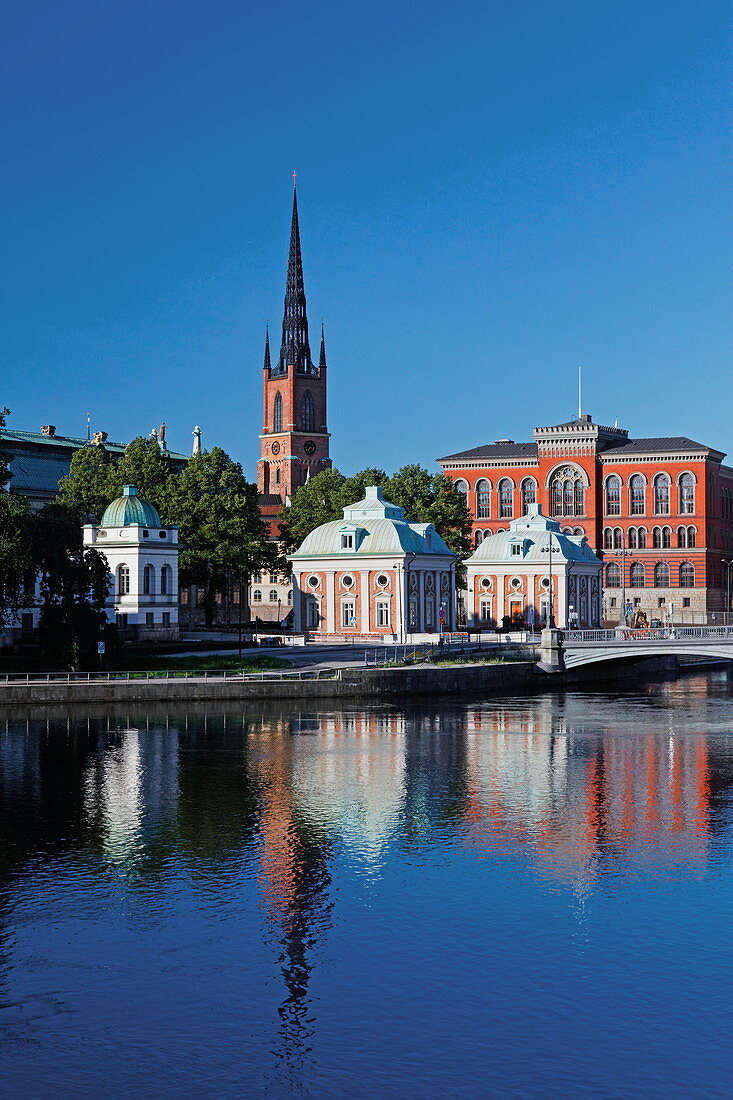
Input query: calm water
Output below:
<box><xmin>1</xmin><ymin>675</ymin><xmax>733</xmax><ymax>1098</ymax></box>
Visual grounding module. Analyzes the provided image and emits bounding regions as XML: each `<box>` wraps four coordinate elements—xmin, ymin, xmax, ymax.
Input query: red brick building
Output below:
<box><xmin>438</xmin><ymin>414</ymin><xmax>733</xmax><ymax>624</ymax></box>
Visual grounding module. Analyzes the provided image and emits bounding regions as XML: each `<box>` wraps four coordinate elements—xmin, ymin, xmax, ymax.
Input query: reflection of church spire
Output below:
<box><xmin>257</xmin><ymin>732</ymin><xmax>333</xmax><ymax>1078</ymax></box>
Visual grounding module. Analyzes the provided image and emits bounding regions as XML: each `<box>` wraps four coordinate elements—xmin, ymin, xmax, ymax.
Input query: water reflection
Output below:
<box><xmin>0</xmin><ymin>673</ymin><xmax>732</xmax><ymax>1094</ymax></box>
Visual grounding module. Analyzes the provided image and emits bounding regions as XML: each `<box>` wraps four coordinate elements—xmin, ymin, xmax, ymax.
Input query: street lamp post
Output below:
<box><xmin>611</xmin><ymin>532</ymin><xmax>632</xmax><ymax>625</ymax></box>
<box><xmin>548</xmin><ymin>529</ymin><xmax>555</xmax><ymax>628</ymax></box>
<box><xmin>722</xmin><ymin>559</ymin><xmax>733</xmax><ymax>627</ymax></box>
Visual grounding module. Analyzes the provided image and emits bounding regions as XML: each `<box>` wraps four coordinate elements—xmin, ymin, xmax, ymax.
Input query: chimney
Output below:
<box><xmin>92</xmin><ymin>431</ymin><xmax>108</xmax><ymax>445</ymax></box>
<box><xmin>41</xmin><ymin>425</ymin><xmax>56</xmax><ymax>437</ymax></box>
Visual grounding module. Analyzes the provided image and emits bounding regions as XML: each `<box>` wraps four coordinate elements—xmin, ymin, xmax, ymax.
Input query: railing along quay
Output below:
<box><xmin>0</xmin><ymin>668</ymin><xmax>343</xmax><ymax>686</ymax></box>
<box><xmin>565</xmin><ymin>626</ymin><xmax>733</xmax><ymax>644</ymax></box>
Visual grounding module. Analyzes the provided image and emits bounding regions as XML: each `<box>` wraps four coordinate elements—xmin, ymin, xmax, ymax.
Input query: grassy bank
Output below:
<box><xmin>106</xmin><ymin>654</ymin><xmax>291</xmax><ymax>675</ymax></box>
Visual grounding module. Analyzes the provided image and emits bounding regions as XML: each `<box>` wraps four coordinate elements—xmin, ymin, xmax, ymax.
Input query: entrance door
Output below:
<box><xmin>509</xmin><ymin>599</ymin><xmax>524</xmax><ymax>623</ymax></box>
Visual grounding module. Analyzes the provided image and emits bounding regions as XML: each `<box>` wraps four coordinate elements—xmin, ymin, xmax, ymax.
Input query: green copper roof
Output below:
<box><xmin>290</xmin><ymin>486</ymin><xmax>455</xmax><ymax>559</ymax></box>
<box><xmin>101</xmin><ymin>485</ymin><xmax>162</xmax><ymax>527</ymax></box>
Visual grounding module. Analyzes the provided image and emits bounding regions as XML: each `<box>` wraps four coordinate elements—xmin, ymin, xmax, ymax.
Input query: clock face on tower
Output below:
<box><xmin>271</xmin><ymin>441</ymin><xmax>281</xmax><ymax>455</ymax></box>
<box><xmin>303</xmin><ymin>440</ymin><xmax>316</xmax><ymax>456</ymax></box>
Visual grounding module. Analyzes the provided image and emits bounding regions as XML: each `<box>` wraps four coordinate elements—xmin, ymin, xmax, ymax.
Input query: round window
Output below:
<box><xmin>308</xmin><ymin>575</ymin><xmax>320</xmax><ymax>589</ymax></box>
<box><xmin>342</xmin><ymin>574</ymin><xmax>354</xmax><ymax>588</ymax></box>
<box><xmin>541</xmin><ymin>577</ymin><xmax>550</xmax><ymax>588</ymax></box>
<box><xmin>376</xmin><ymin>573</ymin><xmax>389</xmax><ymax>587</ymax></box>
<box><xmin>480</xmin><ymin>577</ymin><xmax>491</xmax><ymax>589</ymax></box>
<box><xmin>510</xmin><ymin>577</ymin><xmax>522</xmax><ymax>589</ymax></box>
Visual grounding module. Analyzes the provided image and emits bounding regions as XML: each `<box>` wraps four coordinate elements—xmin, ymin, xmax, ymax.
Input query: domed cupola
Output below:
<box><xmin>101</xmin><ymin>485</ymin><xmax>162</xmax><ymax>528</ymax></box>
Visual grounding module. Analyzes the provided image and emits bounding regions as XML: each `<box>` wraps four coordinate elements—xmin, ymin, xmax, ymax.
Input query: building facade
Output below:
<box><xmin>251</xmin><ymin>184</ymin><xmax>331</xmax><ymax>622</ymax></box>
<box><xmin>289</xmin><ymin>486</ymin><xmax>457</xmax><ymax>640</ymax></box>
<box><xmin>0</xmin><ymin>424</ymin><xmax>186</xmax><ymax>511</ymax></box>
<box><xmin>439</xmin><ymin>414</ymin><xmax>733</xmax><ymax>624</ymax></box>
<box><xmin>464</xmin><ymin>505</ymin><xmax>603</xmax><ymax>629</ymax></box>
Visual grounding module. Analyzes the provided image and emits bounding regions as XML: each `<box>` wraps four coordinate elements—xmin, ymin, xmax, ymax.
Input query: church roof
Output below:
<box><xmin>467</xmin><ymin>505</ymin><xmax>601</xmax><ymax>565</ymax></box>
<box><xmin>290</xmin><ymin>486</ymin><xmax>455</xmax><ymax>559</ymax></box>
<box><xmin>101</xmin><ymin>485</ymin><xmax>162</xmax><ymax>528</ymax></box>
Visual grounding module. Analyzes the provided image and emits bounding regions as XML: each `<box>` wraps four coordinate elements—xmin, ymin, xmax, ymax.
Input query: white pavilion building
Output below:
<box><xmin>289</xmin><ymin>486</ymin><xmax>457</xmax><ymax>641</ymax></box>
<box><xmin>464</xmin><ymin>504</ymin><xmax>602</xmax><ymax>629</ymax></box>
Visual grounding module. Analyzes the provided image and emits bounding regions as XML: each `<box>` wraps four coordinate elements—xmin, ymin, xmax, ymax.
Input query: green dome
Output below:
<box><xmin>101</xmin><ymin>485</ymin><xmax>162</xmax><ymax>527</ymax></box>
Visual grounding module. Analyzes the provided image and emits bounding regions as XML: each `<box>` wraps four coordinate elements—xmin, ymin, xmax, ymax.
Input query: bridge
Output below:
<box><xmin>539</xmin><ymin>626</ymin><xmax>733</xmax><ymax>672</ymax></box>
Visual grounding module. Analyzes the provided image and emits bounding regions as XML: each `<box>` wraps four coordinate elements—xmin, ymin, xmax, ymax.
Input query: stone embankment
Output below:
<box><xmin>0</xmin><ymin>662</ymin><xmax>539</xmax><ymax>707</ymax></box>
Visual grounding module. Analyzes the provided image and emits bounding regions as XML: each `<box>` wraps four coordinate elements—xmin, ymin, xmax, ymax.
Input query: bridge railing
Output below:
<box><xmin>565</xmin><ymin>626</ymin><xmax>733</xmax><ymax>645</ymax></box>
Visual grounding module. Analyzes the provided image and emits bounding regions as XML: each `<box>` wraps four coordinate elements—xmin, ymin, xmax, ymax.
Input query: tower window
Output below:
<box><xmin>301</xmin><ymin>391</ymin><xmax>314</xmax><ymax>431</ymax></box>
<box><xmin>273</xmin><ymin>392</ymin><xmax>283</xmax><ymax>433</ymax></box>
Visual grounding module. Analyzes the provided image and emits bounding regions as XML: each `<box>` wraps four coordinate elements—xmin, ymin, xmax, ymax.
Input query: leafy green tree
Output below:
<box><xmin>118</xmin><ymin>436</ymin><xmax>175</xmax><ymax>506</ymax></box>
<box><xmin>31</xmin><ymin>503</ymin><xmax>111</xmax><ymax>669</ymax></box>
<box><xmin>0</xmin><ymin>493</ymin><xmax>33</xmax><ymax>627</ymax></box>
<box><xmin>58</xmin><ymin>444</ymin><xmax>122</xmax><ymax>520</ymax></box>
<box><xmin>385</xmin><ymin>466</ymin><xmax>472</xmax><ymax>557</ymax></box>
<box><xmin>166</xmin><ymin>448</ymin><xmax>279</xmax><ymax>625</ymax></box>
<box><xmin>0</xmin><ymin>407</ymin><xmax>11</xmax><ymax>488</ymax></box>
<box><xmin>277</xmin><ymin>468</ymin><xmax>349</xmax><ymax>549</ymax></box>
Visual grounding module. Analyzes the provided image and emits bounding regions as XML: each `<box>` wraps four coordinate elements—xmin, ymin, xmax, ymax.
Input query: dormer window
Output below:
<box><xmin>341</xmin><ymin>534</ymin><xmax>354</xmax><ymax>550</ymax></box>
<box><xmin>511</xmin><ymin>543</ymin><xmax>522</xmax><ymax>556</ymax></box>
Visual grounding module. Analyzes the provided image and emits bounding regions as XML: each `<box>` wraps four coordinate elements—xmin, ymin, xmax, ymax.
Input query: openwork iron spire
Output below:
<box><xmin>277</xmin><ymin>185</ymin><xmax>315</xmax><ymax>375</ymax></box>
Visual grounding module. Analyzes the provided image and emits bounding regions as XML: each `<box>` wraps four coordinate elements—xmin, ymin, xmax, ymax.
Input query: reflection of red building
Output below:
<box><xmin>439</xmin><ymin>414</ymin><xmax>733</xmax><ymax>623</ymax></box>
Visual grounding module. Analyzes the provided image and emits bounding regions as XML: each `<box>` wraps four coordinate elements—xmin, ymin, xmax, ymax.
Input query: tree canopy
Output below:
<box><xmin>164</xmin><ymin>447</ymin><xmax>280</xmax><ymax>623</ymax></box>
<box><xmin>279</xmin><ymin>464</ymin><xmax>472</xmax><ymax>557</ymax></box>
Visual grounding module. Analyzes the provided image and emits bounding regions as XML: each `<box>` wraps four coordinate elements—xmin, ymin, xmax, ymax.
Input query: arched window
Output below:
<box><xmin>687</xmin><ymin>526</ymin><xmax>696</xmax><ymax>548</ymax></box>
<box><xmin>550</xmin><ymin>467</ymin><xmax>584</xmax><ymax>516</ymax></box>
<box><xmin>679</xmin><ymin>562</ymin><xmax>694</xmax><ymax>587</ymax></box>
<box><xmin>628</xmin><ymin>527</ymin><xmax>638</xmax><ymax>549</ymax></box>
<box><xmin>605</xmin><ymin>475</ymin><xmax>621</xmax><ymax>516</ymax></box>
<box><xmin>117</xmin><ymin>564</ymin><xmax>130</xmax><ymax>596</ymax></box>
<box><xmin>275</xmin><ymin>468</ymin><xmax>281</xmax><ymax>484</ymax></box>
<box><xmin>662</xmin><ymin>526</ymin><xmax>671</xmax><ymax>548</ymax></box>
<box><xmin>476</xmin><ymin>479</ymin><xmax>491</xmax><ymax>519</ymax></box>
<box><xmin>613</xmin><ymin>527</ymin><xmax>623</xmax><ymax>550</ymax></box>
<box><xmin>679</xmin><ymin>473</ymin><xmax>695</xmax><ymax>515</ymax></box>
<box><xmin>603</xmin><ymin>528</ymin><xmax>614</xmax><ymax>549</ymax></box>
<box><xmin>521</xmin><ymin>478</ymin><xmax>536</xmax><ymax>514</ymax></box>
<box><xmin>253</xmin><ymin>589</ymin><xmax>262</xmax><ymax>602</ymax></box>
<box><xmin>269</xmin><ymin>589</ymin><xmax>278</xmax><ymax>601</ymax></box>
<box><xmin>677</xmin><ymin>526</ymin><xmax>686</xmax><ymax>548</ymax></box>
<box><xmin>637</xmin><ymin>527</ymin><xmax>647</xmax><ymax>549</ymax></box>
<box><xmin>630</xmin><ymin>563</ymin><xmax>645</xmax><ymax>587</ymax></box>
<box><xmin>629</xmin><ymin>475</ymin><xmax>645</xmax><ymax>515</ymax></box>
<box><xmin>474</xmin><ymin>530</ymin><xmax>483</xmax><ymax>547</ymax></box>
<box><xmin>573</xmin><ymin>527</ymin><xmax>584</xmax><ymax>537</ymax></box>
<box><xmin>653</xmin><ymin>526</ymin><xmax>667</xmax><ymax>549</ymax></box>
<box><xmin>606</xmin><ymin>563</ymin><xmax>621</xmax><ymax>587</ymax></box>
<box><xmin>301</xmin><ymin>391</ymin><xmax>314</xmax><ymax>431</ymax></box>
<box><xmin>653</xmin><ymin>473</ymin><xmax>670</xmax><ymax>515</ymax></box>
<box><xmin>273</xmin><ymin>392</ymin><xmax>283</xmax><ymax>433</ymax></box>
<box><xmin>161</xmin><ymin>565</ymin><xmax>171</xmax><ymax>595</ymax></box>
<box><xmin>654</xmin><ymin>562</ymin><xmax>670</xmax><ymax>587</ymax></box>
<box><xmin>498</xmin><ymin>478</ymin><xmax>513</xmax><ymax>519</ymax></box>
<box><xmin>454</xmin><ymin>479</ymin><xmax>469</xmax><ymax>511</ymax></box>
<box><xmin>143</xmin><ymin>564</ymin><xmax>154</xmax><ymax>595</ymax></box>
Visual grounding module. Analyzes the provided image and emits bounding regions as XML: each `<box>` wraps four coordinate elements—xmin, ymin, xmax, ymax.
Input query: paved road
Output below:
<box><xmin>161</xmin><ymin>639</ymin><xmax>519</xmax><ymax>671</ymax></box>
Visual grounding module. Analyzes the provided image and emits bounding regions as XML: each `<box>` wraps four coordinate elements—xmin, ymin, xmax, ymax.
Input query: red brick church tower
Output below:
<box><xmin>258</xmin><ymin>185</ymin><xmax>331</xmax><ymax>532</ymax></box>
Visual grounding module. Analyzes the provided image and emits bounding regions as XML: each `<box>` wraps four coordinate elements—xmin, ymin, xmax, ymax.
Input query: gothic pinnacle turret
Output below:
<box><xmin>319</xmin><ymin>323</ymin><xmax>327</xmax><ymax>371</ymax></box>
<box><xmin>263</xmin><ymin>325</ymin><xmax>271</xmax><ymax>371</ymax></box>
<box><xmin>277</xmin><ymin>184</ymin><xmax>315</xmax><ymax>375</ymax></box>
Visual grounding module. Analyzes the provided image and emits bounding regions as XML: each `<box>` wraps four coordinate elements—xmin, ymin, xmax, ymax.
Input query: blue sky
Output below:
<box><xmin>2</xmin><ymin>0</ymin><xmax>731</xmax><ymax>474</ymax></box>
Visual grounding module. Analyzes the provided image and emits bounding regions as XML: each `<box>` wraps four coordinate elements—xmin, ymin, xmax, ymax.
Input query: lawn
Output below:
<box><xmin>107</xmin><ymin>653</ymin><xmax>291</xmax><ymax>674</ymax></box>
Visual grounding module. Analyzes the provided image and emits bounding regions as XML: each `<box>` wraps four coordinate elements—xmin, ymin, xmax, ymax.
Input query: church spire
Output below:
<box><xmin>277</xmin><ymin>182</ymin><xmax>314</xmax><ymax>375</ymax></box>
